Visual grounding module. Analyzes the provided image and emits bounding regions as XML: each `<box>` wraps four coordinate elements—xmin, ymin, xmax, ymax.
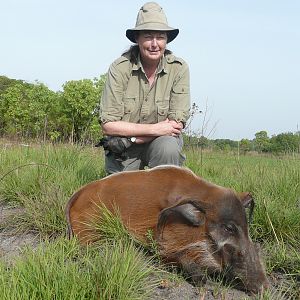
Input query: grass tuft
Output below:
<box><xmin>0</xmin><ymin>237</ymin><xmax>160</xmax><ymax>300</ymax></box>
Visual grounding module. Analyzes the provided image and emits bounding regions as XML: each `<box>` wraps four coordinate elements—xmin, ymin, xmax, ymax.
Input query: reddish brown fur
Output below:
<box><xmin>66</xmin><ymin>166</ymin><xmax>219</xmax><ymax>243</ymax></box>
<box><xmin>65</xmin><ymin>165</ymin><xmax>269</xmax><ymax>293</ymax></box>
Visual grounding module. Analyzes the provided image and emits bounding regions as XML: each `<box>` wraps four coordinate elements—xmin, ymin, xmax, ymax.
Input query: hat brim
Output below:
<box><xmin>126</xmin><ymin>25</ymin><xmax>179</xmax><ymax>44</ymax></box>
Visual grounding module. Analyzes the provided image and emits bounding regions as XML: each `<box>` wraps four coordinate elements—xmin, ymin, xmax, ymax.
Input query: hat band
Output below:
<box><xmin>133</xmin><ymin>22</ymin><xmax>176</xmax><ymax>31</ymax></box>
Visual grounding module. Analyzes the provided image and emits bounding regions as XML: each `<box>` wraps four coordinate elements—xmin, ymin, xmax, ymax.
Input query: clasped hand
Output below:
<box><xmin>153</xmin><ymin>118</ymin><xmax>183</xmax><ymax>136</ymax></box>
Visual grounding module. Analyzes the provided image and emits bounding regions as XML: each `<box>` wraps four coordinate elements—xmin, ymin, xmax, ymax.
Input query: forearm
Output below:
<box><xmin>102</xmin><ymin>121</ymin><xmax>158</xmax><ymax>137</ymax></box>
<box><xmin>101</xmin><ymin>119</ymin><xmax>183</xmax><ymax>138</ymax></box>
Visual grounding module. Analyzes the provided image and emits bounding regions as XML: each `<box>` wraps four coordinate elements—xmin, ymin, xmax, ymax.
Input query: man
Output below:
<box><xmin>99</xmin><ymin>2</ymin><xmax>190</xmax><ymax>174</ymax></box>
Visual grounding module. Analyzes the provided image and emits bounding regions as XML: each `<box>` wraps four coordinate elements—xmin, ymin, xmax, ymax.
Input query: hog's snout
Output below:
<box><xmin>229</xmin><ymin>242</ymin><xmax>269</xmax><ymax>294</ymax></box>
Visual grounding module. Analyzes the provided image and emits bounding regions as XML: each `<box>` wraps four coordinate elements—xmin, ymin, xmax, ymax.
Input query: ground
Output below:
<box><xmin>0</xmin><ymin>203</ymin><xmax>39</xmax><ymax>261</ymax></box>
<box><xmin>0</xmin><ymin>203</ymin><xmax>285</xmax><ymax>300</ymax></box>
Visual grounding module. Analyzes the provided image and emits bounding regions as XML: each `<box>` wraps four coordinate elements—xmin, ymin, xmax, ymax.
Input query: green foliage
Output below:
<box><xmin>183</xmin><ymin>134</ymin><xmax>210</xmax><ymax>149</ymax></box>
<box><xmin>212</xmin><ymin>139</ymin><xmax>238</xmax><ymax>151</ymax></box>
<box><xmin>0</xmin><ymin>144</ymin><xmax>104</xmax><ymax>234</ymax></box>
<box><xmin>270</xmin><ymin>132</ymin><xmax>300</xmax><ymax>153</ymax></box>
<box><xmin>89</xmin><ymin>240</ymin><xmax>159</xmax><ymax>300</ymax></box>
<box><xmin>14</xmin><ymin>185</ymin><xmax>67</xmax><ymax>236</ymax></box>
<box><xmin>1</xmin><ymin>144</ymin><xmax>300</xmax><ymax>298</ymax></box>
<box><xmin>184</xmin><ymin>130</ymin><xmax>300</xmax><ymax>155</ymax></box>
<box><xmin>0</xmin><ymin>75</ymin><xmax>106</xmax><ymax>143</ymax></box>
<box><xmin>0</xmin><ymin>237</ymin><xmax>159</xmax><ymax>300</ymax></box>
<box><xmin>254</xmin><ymin>130</ymin><xmax>271</xmax><ymax>152</ymax></box>
<box><xmin>0</xmin><ymin>82</ymin><xmax>58</xmax><ymax>138</ymax></box>
<box><xmin>185</xmin><ymin>150</ymin><xmax>300</xmax><ymax>244</ymax></box>
<box><xmin>1</xmin><ymin>75</ymin><xmax>299</xmax><ymax>155</ymax></box>
<box><xmin>90</xmin><ymin>204</ymin><xmax>137</xmax><ymax>244</ymax></box>
<box><xmin>240</xmin><ymin>138</ymin><xmax>252</xmax><ymax>154</ymax></box>
<box><xmin>0</xmin><ymin>75</ymin><xmax>26</xmax><ymax>93</ymax></box>
<box><xmin>60</xmin><ymin>77</ymin><xmax>105</xmax><ymax>143</ymax></box>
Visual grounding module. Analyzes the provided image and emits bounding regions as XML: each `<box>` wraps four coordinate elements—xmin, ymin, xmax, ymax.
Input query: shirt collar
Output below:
<box><xmin>132</xmin><ymin>54</ymin><xmax>168</xmax><ymax>74</ymax></box>
<box><xmin>157</xmin><ymin>56</ymin><xmax>167</xmax><ymax>74</ymax></box>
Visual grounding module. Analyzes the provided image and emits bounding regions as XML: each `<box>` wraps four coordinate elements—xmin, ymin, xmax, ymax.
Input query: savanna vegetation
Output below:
<box><xmin>1</xmin><ymin>75</ymin><xmax>300</xmax><ymax>153</ymax></box>
<box><xmin>0</xmin><ymin>143</ymin><xmax>299</xmax><ymax>299</ymax></box>
<box><xmin>0</xmin><ymin>75</ymin><xmax>299</xmax><ymax>298</ymax></box>
<box><xmin>0</xmin><ymin>75</ymin><xmax>105</xmax><ymax>143</ymax></box>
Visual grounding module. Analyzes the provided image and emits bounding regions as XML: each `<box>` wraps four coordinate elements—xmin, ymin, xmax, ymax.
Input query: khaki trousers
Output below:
<box><xmin>105</xmin><ymin>135</ymin><xmax>185</xmax><ymax>174</ymax></box>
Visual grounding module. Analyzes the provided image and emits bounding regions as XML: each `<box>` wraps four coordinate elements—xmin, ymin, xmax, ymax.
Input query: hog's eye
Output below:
<box><xmin>222</xmin><ymin>223</ymin><xmax>237</xmax><ymax>235</ymax></box>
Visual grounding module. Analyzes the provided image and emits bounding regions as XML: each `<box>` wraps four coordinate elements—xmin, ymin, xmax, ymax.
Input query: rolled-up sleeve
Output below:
<box><xmin>99</xmin><ymin>61</ymin><xmax>127</xmax><ymax>124</ymax></box>
<box><xmin>168</xmin><ymin>62</ymin><xmax>190</xmax><ymax>125</ymax></box>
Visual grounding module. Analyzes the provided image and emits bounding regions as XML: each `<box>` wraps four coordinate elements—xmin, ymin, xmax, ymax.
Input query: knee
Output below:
<box><xmin>155</xmin><ymin>136</ymin><xmax>180</xmax><ymax>154</ymax></box>
<box><xmin>147</xmin><ymin>136</ymin><xmax>184</xmax><ymax>167</ymax></box>
<box><xmin>158</xmin><ymin>142</ymin><xmax>180</xmax><ymax>158</ymax></box>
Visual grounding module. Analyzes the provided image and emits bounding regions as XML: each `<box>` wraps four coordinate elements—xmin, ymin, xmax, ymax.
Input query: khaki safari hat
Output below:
<box><xmin>126</xmin><ymin>2</ymin><xmax>179</xmax><ymax>44</ymax></box>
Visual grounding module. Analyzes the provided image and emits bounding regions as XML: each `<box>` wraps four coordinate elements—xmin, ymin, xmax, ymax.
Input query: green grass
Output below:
<box><xmin>0</xmin><ymin>237</ymin><xmax>159</xmax><ymax>300</ymax></box>
<box><xmin>87</xmin><ymin>203</ymin><xmax>160</xmax><ymax>253</ymax></box>
<box><xmin>186</xmin><ymin>150</ymin><xmax>300</xmax><ymax>246</ymax></box>
<box><xmin>0</xmin><ymin>143</ymin><xmax>299</xmax><ymax>298</ymax></box>
<box><xmin>88</xmin><ymin>203</ymin><xmax>136</xmax><ymax>244</ymax></box>
<box><xmin>0</xmin><ymin>143</ymin><xmax>105</xmax><ymax>204</ymax></box>
<box><xmin>0</xmin><ymin>144</ymin><xmax>105</xmax><ymax>235</ymax></box>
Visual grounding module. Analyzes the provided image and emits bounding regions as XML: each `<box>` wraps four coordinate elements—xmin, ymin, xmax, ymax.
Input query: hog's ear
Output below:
<box><xmin>239</xmin><ymin>192</ymin><xmax>255</xmax><ymax>224</ymax></box>
<box><xmin>157</xmin><ymin>199</ymin><xmax>208</xmax><ymax>238</ymax></box>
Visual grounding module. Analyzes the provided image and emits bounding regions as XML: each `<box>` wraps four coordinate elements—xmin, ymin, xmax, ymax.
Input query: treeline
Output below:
<box><xmin>1</xmin><ymin>75</ymin><xmax>299</xmax><ymax>154</ymax></box>
<box><xmin>0</xmin><ymin>75</ymin><xmax>105</xmax><ymax>143</ymax></box>
<box><xmin>184</xmin><ymin>131</ymin><xmax>300</xmax><ymax>154</ymax></box>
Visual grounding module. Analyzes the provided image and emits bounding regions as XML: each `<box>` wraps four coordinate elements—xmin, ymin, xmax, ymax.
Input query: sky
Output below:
<box><xmin>1</xmin><ymin>0</ymin><xmax>299</xmax><ymax>140</ymax></box>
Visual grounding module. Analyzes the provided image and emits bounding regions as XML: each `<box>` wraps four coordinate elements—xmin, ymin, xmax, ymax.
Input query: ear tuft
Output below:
<box><xmin>239</xmin><ymin>192</ymin><xmax>253</xmax><ymax>207</ymax></box>
<box><xmin>239</xmin><ymin>192</ymin><xmax>255</xmax><ymax>224</ymax></box>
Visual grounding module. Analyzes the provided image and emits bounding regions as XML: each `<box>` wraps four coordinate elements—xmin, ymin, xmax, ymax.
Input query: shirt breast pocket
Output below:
<box><xmin>157</xmin><ymin>98</ymin><xmax>170</xmax><ymax>122</ymax></box>
<box><xmin>122</xmin><ymin>97</ymin><xmax>135</xmax><ymax>121</ymax></box>
<box><xmin>172</xmin><ymin>84</ymin><xmax>189</xmax><ymax>94</ymax></box>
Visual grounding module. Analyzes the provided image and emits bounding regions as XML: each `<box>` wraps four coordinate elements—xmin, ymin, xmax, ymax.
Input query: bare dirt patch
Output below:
<box><xmin>152</xmin><ymin>279</ymin><xmax>253</xmax><ymax>300</ymax></box>
<box><xmin>0</xmin><ymin>203</ymin><xmax>39</xmax><ymax>261</ymax></box>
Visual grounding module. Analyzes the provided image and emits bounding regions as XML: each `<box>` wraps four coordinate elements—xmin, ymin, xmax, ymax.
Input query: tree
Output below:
<box><xmin>0</xmin><ymin>82</ymin><xmax>60</xmax><ymax>138</ymax></box>
<box><xmin>254</xmin><ymin>131</ymin><xmax>271</xmax><ymax>152</ymax></box>
<box><xmin>240</xmin><ymin>138</ymin><xmax>252</xmax><ymax>154</ymax></box>
<box><xmin>0</xmin><ymin>76</ymin><xmax>26</xmax><ymax>94</ymax></box>
<box><xmin>270</xmin><ymin>132</ymin><xmax>300</xmax><ymax>153</ymax></box>
<box><xmin>213</xmin><ymin>139</ymin><xmax>238</xmax><ymax>151</ymax></box>
<box><xmin>1</xmin><ymin>83</ymin><xmax>33</xmax><ymax>136</ymax></box>
<box><xmin>0</xmin><ymin>75</ymin><xmax>106</xmax><ymax>142</ymax></box>
<box><xmin>61</xmin><ymin>77</ymin><xmax>104</xmax><ymax>143</ymax></box>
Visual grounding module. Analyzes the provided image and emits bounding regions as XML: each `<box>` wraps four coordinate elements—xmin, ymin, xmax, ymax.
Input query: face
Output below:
<box><xmin>136</xmin><ymin>31</ymin><xmax>167</xmax><ymax>65</ymax></box>
<box><xmin>157</xmin><ymin>193</ymin><xmax>269</xmax><ymax>294</ymax></box>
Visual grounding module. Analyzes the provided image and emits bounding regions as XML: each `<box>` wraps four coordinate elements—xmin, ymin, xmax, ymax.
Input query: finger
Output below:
<box><xmin>174</xmin><ymin>124</ymin><xmax>183</xmax><ymax>130</ymax></box>
<box><xmin>169</xmin><ymin>120</ymin><xmax>182</xmax><ymax>129</ymax></box>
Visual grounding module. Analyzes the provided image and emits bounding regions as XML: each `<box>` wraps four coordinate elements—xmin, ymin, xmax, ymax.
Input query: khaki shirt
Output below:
<box><xmin>99</xmin><ymin>52</ymin><xmax>190</xmax><ymax>125</ymax></box>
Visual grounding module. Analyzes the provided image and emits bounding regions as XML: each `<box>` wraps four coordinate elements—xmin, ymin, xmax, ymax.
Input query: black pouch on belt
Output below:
<box><xmin>95</xmin><ymin>136</ymin><xmax>133</xmax><ymax>157</ymax></box>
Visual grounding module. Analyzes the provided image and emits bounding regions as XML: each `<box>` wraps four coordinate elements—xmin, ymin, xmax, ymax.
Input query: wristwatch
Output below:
<box><xmin>130</xmin><ymin>137</ymin><xmax>137</xmax><ymax>143</ymax></box>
